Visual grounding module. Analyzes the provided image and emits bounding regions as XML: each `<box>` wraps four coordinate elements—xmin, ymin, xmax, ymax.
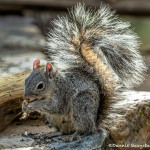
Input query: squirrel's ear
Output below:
<box><xmin>46</xmin><ymin>62</ymin><xmax>53</xmax><ymax>78</ymax></box>
<box><xmin>33</xmin><ymin>59</ymin><xmax>40</xmax><ymax>70</ymax></box>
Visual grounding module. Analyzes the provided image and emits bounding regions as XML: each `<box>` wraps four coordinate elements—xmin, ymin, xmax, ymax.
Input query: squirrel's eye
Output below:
<box><xmin>36</xmin><ymin>82</ymin><xmax>44</xmax><ymax>90</ymax></box>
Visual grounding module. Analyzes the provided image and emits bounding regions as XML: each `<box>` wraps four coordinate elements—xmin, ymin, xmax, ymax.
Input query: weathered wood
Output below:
<box><xmin>110</xmin><ymin>0</ymin><xmax>150</xmax><ymax>15</ymax></box>
<box><xmin>0</xmin><ymin>0</ymin><xmax>101</xmax><ymax>10</ymax></box>
<box><xmin>103</xmin><ymin>92</ymin><xmax>150</xmax><ymax>149</ymax></box>
<box><xmin>0</xmin><ymin>0</ymin><xmax>98</xmax><ymax>7</ymax></box>
<box><xmin>0</xmin><ymin>70</ymin><xmax>31</xmax><ymax>132</ymax></box>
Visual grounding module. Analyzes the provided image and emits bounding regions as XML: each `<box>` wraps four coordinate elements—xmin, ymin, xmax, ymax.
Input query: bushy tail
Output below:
<box><xmin>47</xmin><ymin>3</ymin><xmax>147</xmax><ymax>89</ymax></box>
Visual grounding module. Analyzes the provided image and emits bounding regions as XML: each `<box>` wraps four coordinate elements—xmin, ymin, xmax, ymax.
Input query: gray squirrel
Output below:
<box><xmin>22</xmin><ymin>3</ymin><xmax>147</xmax><ymax>140</ymax></box>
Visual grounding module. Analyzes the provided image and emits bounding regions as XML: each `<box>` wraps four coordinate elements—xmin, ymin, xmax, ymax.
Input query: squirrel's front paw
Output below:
<box><xmin>22</xmin><ymin>100</ymin><xmax>37</xmax><ymax>114</ymax></box>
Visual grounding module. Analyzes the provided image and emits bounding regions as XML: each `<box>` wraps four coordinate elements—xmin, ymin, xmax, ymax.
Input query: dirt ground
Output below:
<box><xmin>0</xmin><ymin>118</ymin><xmax>54</xmax><ymax>149</ymax></box>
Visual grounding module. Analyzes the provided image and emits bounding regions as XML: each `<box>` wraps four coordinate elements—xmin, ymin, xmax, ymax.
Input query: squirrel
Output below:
<box><xmin>22</xmin><ymin>3</ymin><xmax>147</xmax><ymax>140</ymax></box>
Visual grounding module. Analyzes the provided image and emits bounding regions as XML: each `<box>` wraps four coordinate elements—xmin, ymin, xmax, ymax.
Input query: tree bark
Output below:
<box><xmin>0</xmin><ymin>70</ymin><xmax>31</xmax><ymax>132</ymax></box>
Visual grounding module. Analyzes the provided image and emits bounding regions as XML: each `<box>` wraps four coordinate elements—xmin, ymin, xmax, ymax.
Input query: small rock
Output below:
<box><xmin>24</xmin><ymin>131</ymin><xmax>28</xmax><ymax>136</ymax></box>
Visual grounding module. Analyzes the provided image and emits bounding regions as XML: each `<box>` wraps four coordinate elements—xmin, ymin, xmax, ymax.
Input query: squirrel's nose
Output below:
<box><xmin>23</xmin><ymin>95</ymin><xmax>35</xmax><ymax>103</ymax></box>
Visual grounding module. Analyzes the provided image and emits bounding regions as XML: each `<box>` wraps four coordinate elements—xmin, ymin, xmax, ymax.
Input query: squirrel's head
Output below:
<box><xmin>24</xmin><ymin>59</ymin><xmax>55</xmax><ymax>103</ymax></box>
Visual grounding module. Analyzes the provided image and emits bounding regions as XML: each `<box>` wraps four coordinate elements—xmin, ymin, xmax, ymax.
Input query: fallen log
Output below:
<box><xmin>0</xmin><ymin>70</ymin><xmax>31</xmax><ymax>132</ymax></box>
<box><xmin>103</xmin><ymin>91</ymin><xmax>150</xmax><ymax>149</ymax></box>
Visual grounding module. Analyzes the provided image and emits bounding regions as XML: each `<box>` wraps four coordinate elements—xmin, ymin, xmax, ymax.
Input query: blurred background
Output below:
<box><xmin>0</xmin><ymin>0</ymin><xmax>149</xmax><ymax>91</ymax></box>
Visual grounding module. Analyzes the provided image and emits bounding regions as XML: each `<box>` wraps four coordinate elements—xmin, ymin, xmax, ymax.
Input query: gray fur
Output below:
<box><xmin>23</xmin><ymin>69</ymin><xmax>100</xmax><ymax>134</ymax></box>
<box><xmin>23</xmin><ymin>3</ymin><xmax>147</xmax><ymax>136</ymax></box>
<box><xmin>46</xmin><ymin>3</ymin><xmax>147</xmax><ymax>88</ymax></box>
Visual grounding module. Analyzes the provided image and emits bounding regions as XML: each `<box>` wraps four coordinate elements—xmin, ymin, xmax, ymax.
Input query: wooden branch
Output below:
<box><xmin>0</xmin><ymin>0</ymin><xmax>150</xmax><ymax>15</ymax></box>
<box><xmin>0</xmin><ymin>70</ymin><xmax>31</xmax><ymax>132</ymax></box>
<box><xmin>109</xmin><ymin>0</ymin><xmax>150</xmax><ymax>15</ymax></box>
<box><xmin>0</xmin><ymin>0</ymin><xmax>100</xmax><ymax>8</ymax></box>
<box><xmin>0</xmin><ymin>0</ymin><xmax>101</xmax><ymax>10</ymax></box>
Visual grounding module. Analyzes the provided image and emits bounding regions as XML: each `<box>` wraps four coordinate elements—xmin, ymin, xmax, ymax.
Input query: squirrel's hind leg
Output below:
<box><xmin>61</xmin><ymin>91</ymin><xmax>99</xmax><ymax>142</ymax></box>
<box><xmin>71</xmin><ymin>91</ymin><xmax>99</xmax><ymax>135</ymax></box>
